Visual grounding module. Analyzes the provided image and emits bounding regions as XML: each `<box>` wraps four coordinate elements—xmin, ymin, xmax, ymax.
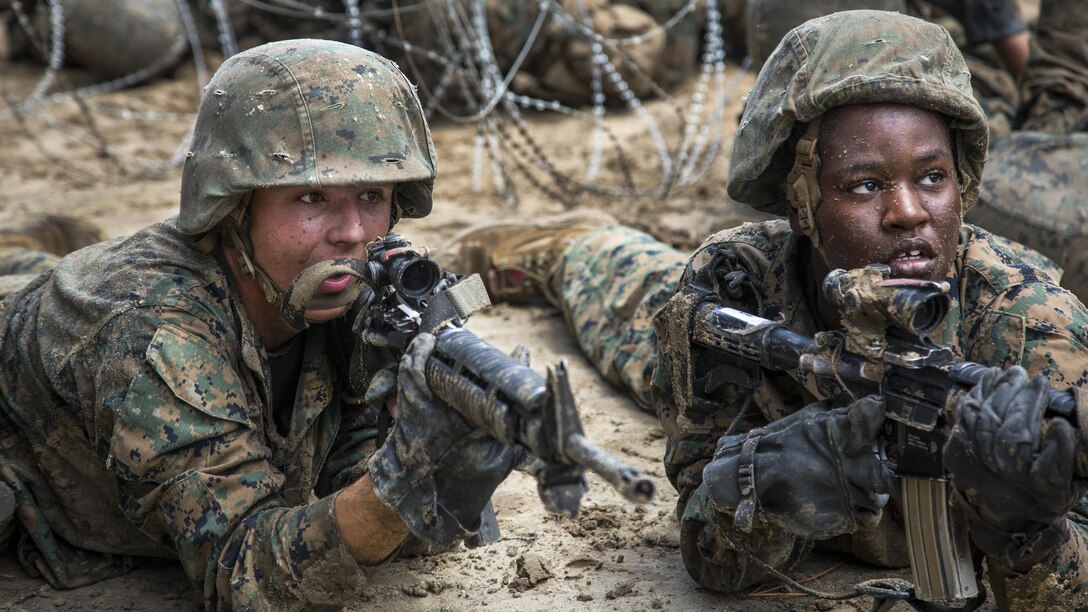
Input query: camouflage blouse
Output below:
<box><xmin>652</xmin><ymin>219</ymin><xmax>1088</xmax><ymax>608</ymax></box>
<box><xmin>0</xmin><ymin>220</ymin><xmax>377</xmax><ymax>609</ymax></box>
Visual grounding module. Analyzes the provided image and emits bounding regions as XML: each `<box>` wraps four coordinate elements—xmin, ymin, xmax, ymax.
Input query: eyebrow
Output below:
<box><xmin>834</xmin><ymin>148</ymin><xmax>952</xmax><ymax>175</ymax></box>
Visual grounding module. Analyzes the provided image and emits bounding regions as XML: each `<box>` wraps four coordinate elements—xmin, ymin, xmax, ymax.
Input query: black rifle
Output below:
<box><xmin>342</xmin><ymin>233</ymin><xmax>654</xmax><ymax>521</ymax></box>
<box><xmin>686</xmin><ymin>264</ymin><xmax>1077</xmax><ymax>603</ymax></box>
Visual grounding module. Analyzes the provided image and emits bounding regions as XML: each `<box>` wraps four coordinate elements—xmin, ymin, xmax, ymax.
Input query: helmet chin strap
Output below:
<box><xmin>219</xmin><ymin>200</ymin><xmax>368</xmax><ymax>331</ymax></box>
<box><xmin>785</xmin><ymin>117</ymin><xmax>824</xmax><ymax>249</ymax></box>
<box><xmin>278</xmin><ymin>259</ymin><xmax>367</xmax><ymax>330</ymax></box>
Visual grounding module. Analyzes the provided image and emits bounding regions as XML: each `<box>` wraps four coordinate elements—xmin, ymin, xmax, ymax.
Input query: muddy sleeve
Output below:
<box><xmin>963</xmin><ymin>282</ymin><xmax>1088</xmax><ymax>603</ymax></box>
<box><xmin>91</xmin><ymin>310</ymin><xmax>368</xmax><ymax>610</ymax></box>
<box><xmin>998</xmin><ymin>507</ymin><xmax>1088</xmax><ymax>608</ymax></box>
<box><xmin>658</xmin><ymin>418</ymin><xmax>814</xmax><ymax>592</ymax></box>
<box><xmin>650</xmin><ymin>249</ymin><xmax>810</xmax><ymax>593</ymax></box>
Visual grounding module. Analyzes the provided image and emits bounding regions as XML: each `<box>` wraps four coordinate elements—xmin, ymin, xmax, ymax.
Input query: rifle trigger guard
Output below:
<box><xmin>733</xmin><ymin>434</ymin><xmax>761</xmax><ymax>533</ymax></box>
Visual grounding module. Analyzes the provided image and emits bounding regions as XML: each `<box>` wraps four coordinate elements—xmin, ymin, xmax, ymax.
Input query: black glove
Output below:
<box><xmin>945</xmin><ymin>366</ymin><xmax>1086</xmax><ymax>571</ymax></box>
<box><xmin>704</xmin><ymin>395</ymin><xmax>896</xmax><ymax>539</ymax></box>
<box><xmin>367</xmin><ymin>332</ymin><xmax>521</xmax><ymax>546</ymax></box>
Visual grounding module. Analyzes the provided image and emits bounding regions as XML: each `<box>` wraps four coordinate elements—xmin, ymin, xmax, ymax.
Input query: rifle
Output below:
<box><xmin>686</xmin><ymin>264</ymin><xmax>1077</xmax><ymax>603</ymax></box>
<box><xmin>332</xmin><ymin>233</ymin><xmax>655</xmax><ymax>522</ymax></box>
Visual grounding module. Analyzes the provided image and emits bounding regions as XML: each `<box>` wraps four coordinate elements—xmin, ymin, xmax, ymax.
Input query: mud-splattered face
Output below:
<box><xmin>248</xmin><ymin>183</ymin><xmax>393</xmax><ymax>322</ymax></box>
<box><xmin>811</xmin><ymin>103</ymin><xmax>961</xmax><ymax>283</ymax></box>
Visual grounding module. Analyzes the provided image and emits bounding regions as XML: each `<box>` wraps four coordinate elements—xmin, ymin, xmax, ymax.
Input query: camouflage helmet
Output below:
<box><xmin>745</xmin><ymin>0</ymin><xmax>907</xmax><ymax>68</ymax></box>
<box><xmin>179</xmin><ymin>39</ymin><xmax>437</xmax><ymax>235</ymax></box>
<box><xmin>727</xmin><ymin>10</ymin><xmax>988</xmax><ymax>218</ymax></box>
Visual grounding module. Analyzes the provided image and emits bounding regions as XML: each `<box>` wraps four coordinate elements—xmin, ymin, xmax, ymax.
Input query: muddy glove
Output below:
<box><xmin>945</xmin><ymin>366</ymin><xmax>1086</xmax><ymax>571</ymax></box>
<box><xmin>704</xmin><ymin>395</ymin><xmax>895</xmax><ymax>539</ymax></box>
<box><xmin>367</xmin><ymin>332</ymin><xmax>521</xmax><ymax>547</ymax></box>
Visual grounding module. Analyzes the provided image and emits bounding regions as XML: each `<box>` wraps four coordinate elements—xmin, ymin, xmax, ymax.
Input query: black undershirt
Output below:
<box><xmin>267</xmin><ymin>333</ymin><xmax>305</xmax><ymax>437</ymax></box>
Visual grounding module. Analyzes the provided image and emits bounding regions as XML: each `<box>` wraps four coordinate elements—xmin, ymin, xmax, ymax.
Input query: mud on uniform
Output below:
<box><xmin>0</xmin><ymin>222</ymin><xmax>377</xmax><ymax>608</ymax></box>
<box><xmin>550</xmin><ymin>219</ymin><xmax>1088</xmax><ymax>607</ymax></box>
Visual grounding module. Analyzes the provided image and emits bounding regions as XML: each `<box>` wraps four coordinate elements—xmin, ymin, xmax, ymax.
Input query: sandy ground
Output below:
<box><xmin>0</xmin><ymin>19</ymin><xmax>997</xmax><ymax>611</ymax></box>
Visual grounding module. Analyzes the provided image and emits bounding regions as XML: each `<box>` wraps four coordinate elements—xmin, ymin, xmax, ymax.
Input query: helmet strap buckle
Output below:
<box><xmin>786</xmin><ymin>118</ymin><xmax>823</xmax><ymax>249</ymax></box>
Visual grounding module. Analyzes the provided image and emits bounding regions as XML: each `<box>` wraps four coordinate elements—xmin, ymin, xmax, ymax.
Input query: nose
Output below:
<box><xmin>883</xmin><ymin>183</ymin><xmax>930</xmax><ymax>232</ymax></box>
<box><xmin>327</xmin><ymin>200</ymin><xmax>373</xmax><ymax>247</ymax></box>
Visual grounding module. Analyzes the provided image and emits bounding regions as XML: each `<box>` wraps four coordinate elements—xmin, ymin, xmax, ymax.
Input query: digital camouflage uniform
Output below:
<box><xmin>551</xmin><ymin>222</ymin><xmax>1088</xmax><ymax>606</ymax></box>
<box><xmin>0</xmin><ymin>39</ymin><xmax>438</xmax><ymax>609</ymax></box>
<box><xmin>0</xmin><ymin>224</ymin><xmax>375</xmax><ymax>606</ymax></box>
<box><xmin>742</xmin><ymin>0</ymin><xmax>1088</xmax><ymax>305</ymax></box>
<box><xmin>548</xmin><ymin>10</ymin><xmax>1088</xmax><ymax>609</ymax></box>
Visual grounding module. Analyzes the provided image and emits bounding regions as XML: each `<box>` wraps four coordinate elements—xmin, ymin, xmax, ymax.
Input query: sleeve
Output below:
<box><xmin>964</xmin><ymin>281</ymin><xmax>1088</xmax><ymax>603</ymax></box>
<box><xmin>95</xmin><ymin>311</ymin><xmax>368</xmax><ymax>610</ymax></box>
<box><xmin>927</xmin><ymin>0</ymin><xmax>1026</xmax><ymax>46</ymax></box>
<box><xmin>996</xmin><ymin>503</ymin><xmax>1088</xmax><ymax>608</ymax></box>
<box><xmin>649</xmin><ymin>246</ymin><xmax>811</xmax><ymax>593</ymax></box>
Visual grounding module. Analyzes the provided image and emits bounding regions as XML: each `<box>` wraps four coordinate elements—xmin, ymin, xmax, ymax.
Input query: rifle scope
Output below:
<box><xmin>362</xmin><ymin>234</ymin><xmax>442</xmax><ymax>300</ymax></box>
<box><xmin>823</xmin><ymin>265</ymin><xmax>950</xmax><ymax>338</ymax></box>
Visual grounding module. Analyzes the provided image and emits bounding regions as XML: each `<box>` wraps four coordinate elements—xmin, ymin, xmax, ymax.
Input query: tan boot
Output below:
<box><xmin>440</xmin><ymin>210</ymin><xmax>617</xmax><ymax>304</ymax></box>
<box><xmin>0</xmin><ymin>214</ymin><xmax>106</xmax><ymax>257</ymax></box>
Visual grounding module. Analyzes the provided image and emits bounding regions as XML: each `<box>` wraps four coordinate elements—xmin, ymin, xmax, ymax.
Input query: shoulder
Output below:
<box><xmin>695</xmin><ymin>219</ymin><xmax>792</xmax><ymax>256</ymax></box>
<box><xmin>959</xmin><ymin>224</ymin><xmax>1063</xmax><ymax>296</ymax></box>
<box><xmin>957</xmin><ymin>225</ymin><xmax>1088</xmax><ymax>380</ymax></box>
<box><xmin>685</xmin><ymin>219</ymin><xmax>792</xmax><ymax>280</ymax></box>
<box><xmin>16</xmin><ymin>221</ymin><xmax>245</xmax><ymax>380</ymax></box>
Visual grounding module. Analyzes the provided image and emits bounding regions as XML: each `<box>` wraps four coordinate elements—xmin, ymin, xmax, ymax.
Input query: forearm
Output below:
<box><xmin>994</xmin><ymin>31</ymin><xmax>1029</xmax><ymax>81</ymax></box>
<box><xmin>335</xmin><ymin>473</ymin><xmax>410</xmax><ymax>563</ymax></box>
<box><xmin>678</xmin><ymin>485</ymin><xmax>810</xmax><ymax>592</ymax></box>
<box><xmin>993</xmin><ymin>515</ymin><xmax>1088</xmax><ymax>608</ymax></box>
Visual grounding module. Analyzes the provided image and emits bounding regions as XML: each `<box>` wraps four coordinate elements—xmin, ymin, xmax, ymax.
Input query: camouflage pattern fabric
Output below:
<box><xmin>179</xmin><ymin>39</ymin><xmax>437</xmax><ymax>236</ymax></box>
<box><xmin>644</xmin><ymin>220</ymin><xmax>1088</xmax><ymax>607</ymax></box>
<box><xmin>552</xmin><ymin>219</ymin><xmax>1088</xmax><ymax>606</ymax></box>
<box><xmin>552</xmin><ymin>225</ymin><xmax>687</xmax><ymax>411</ymax></box>
<box><xmin>967</xmin><ymin>131</ymin><xmax>1088</xmax><ymax>304</ymax></box>
<box><xmin>0</xmin><ymin>220</ymin><xmax>380</xmax><ymax>608</ymax></box>
<box><xmin>743</xmin><ymin>0</ymin><xmax>907</xmax><ymax>68</ymax></box>
<box><xmin>740</xmin><ymin>0</ymin><xmax>1026</xmax><ymax>134</ymax></box>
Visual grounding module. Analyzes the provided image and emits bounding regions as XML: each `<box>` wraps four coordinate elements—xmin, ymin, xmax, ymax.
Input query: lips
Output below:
<box><xmin>886</xmin><ymin>239</ymin><xmax>937</xmax><ymax>278</ymax></box>
<box><xmin>319</xmin><ymin>273</ymin><xmax>356</xmax><ymax>293</ymax></box>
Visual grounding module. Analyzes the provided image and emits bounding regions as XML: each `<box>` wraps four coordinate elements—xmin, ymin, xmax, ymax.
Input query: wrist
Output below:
<box><xmin>967</xmin><ymin>509</ymin><xmax>1067</xmax><ymax>573</ymax></box>
<box><xmin>335</xmin><ymin>474</ymin><xmax>409</xmax><ymax>564</ymax></box>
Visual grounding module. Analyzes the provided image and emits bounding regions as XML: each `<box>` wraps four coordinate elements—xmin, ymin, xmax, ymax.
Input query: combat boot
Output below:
<box><xmin>441</xmin><ymin>210</ymin><xmax>617</xmax><ymax>304</ymax></box>
<box><xmin>0</xmin><ymin>214</ymin><xmax>106</xmax><ymax>257</ymax></box>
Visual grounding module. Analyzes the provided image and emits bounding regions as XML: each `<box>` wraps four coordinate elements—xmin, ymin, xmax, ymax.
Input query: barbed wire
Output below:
<box><xmin>0</xmin><ymin>0</ymin><xmax>750</xmax><ymax>202</ymax></box>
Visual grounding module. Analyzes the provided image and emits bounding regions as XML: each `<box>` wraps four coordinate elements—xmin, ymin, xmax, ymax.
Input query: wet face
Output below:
<box><xmin>809</xmin><ymin>103</ymin><xmax>962</xmax><ymax>283</ymax></box>
<box><xmin>247</xmin><ymin>183</ymin><xmax>393</xmax><ymax>323</ymax></box>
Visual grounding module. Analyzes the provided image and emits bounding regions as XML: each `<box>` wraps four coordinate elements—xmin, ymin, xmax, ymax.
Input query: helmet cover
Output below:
<box><xmin>728</xmin><ymin>10</ymin><xmax>988</xmax><ymax>216</ymax></box>
<box><xmin>179</xmin><ymin>38</ymin><xmax>437</xmax><ymax>235</ymax></box>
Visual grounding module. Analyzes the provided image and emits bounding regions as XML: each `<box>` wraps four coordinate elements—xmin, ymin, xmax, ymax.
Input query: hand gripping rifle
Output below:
<box><xmin>686</xmin><ymin>264</ymin><xmax>1078</xmax><ymax>604</ymax></box>
<box><xmin>337</xmin><ymin>233</ymin><xmax>654</xmax><ymax>522</ymax></box>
